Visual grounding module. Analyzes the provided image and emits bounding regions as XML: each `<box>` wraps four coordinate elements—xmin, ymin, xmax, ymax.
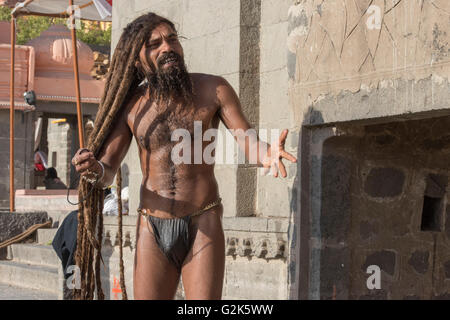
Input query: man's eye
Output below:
<box><xmin>147</xmin><ymin>43</ymin><xmax>159</xmax><ymax>49</ymax></box>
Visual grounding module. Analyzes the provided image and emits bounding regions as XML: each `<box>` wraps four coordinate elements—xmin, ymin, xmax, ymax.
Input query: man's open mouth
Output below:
<box><xmin>160</xmin><ymin>56</ymin><xmax>178</xmax><ymax>67</ymax></box>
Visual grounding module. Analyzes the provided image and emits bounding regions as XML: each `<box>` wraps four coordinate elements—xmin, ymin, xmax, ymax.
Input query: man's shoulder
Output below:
<box><xmin>190</xmin><ymin>73</ymin><xmax>231</xmax><ymax>95</ymax></box>
<box><xmin>190</xmin><ymin>73</ymin><xmax>226</xmax><ymax>84</ymax></box>
<box><xmin>123</xmin><ymin>83</ymin><xmax>147</xmax><ymax>112</ymax></box>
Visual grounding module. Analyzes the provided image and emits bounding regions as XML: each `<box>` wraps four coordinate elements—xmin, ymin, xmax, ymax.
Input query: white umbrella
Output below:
<box><xmin>10</xmin><ymin>0</ymin><xmax>112</xmax><ymax>20</ymax></box>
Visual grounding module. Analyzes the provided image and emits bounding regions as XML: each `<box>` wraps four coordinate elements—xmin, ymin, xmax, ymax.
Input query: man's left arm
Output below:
<box><xmin>215</xmin><ymin>76</ymin><xmax>297</xmax><ymax>178</ymax></box>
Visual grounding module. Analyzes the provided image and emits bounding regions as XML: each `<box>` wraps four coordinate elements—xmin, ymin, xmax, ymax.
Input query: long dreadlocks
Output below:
<box><xmin>74</xmin><ymin>12</ymin><xmax>179</xmax><ymax>300</ymax></box>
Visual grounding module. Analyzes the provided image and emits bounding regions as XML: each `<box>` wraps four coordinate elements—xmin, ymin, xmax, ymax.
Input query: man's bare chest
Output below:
<box><xmin>128</xmin><ymin>98</ymin><xmax>219</xmax><ymax>151</ymax></box>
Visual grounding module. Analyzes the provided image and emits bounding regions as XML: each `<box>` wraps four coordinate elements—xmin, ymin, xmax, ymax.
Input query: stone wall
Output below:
<box><xmin>288</xmin><ymin>0</ymin><xmax>450</xmax><ymax>125</ymax></box>
<box><xmin>0</xmin><ymin>110</ymin><xmax>35</xmax><ymax>209</ymax></box>
<box><xmin>316</xmin><ymin>116</ymin><xmax>450</xmax><ymax>299</ymax></box>
<box><xmin>257</xmin><ymin>0</ymin><xmax>298</xmax><ymax>219</ymax></box>
<box><xmin>288</xmin><ymin>0</ymin><xmax>450</xmax><ymax>299</ymax></box>
<box><xmin>47</xmin><ymin>119</ymin><xmax>72</xmax><ymax>187</ymax></box>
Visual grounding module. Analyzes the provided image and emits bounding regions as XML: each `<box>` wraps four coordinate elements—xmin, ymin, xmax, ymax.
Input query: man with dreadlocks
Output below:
<box><xmin>71</xmin><ymin>12</ymin><xmax>297</xmax><ymax>300</ymax></box>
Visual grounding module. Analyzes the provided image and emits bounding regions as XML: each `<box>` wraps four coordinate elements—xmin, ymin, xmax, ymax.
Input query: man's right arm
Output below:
<box><xmin>72</xmin><ymin>106</ymin><xmax>133</xmax><ymax>189</ymax></box>
<box><xmin>95</xmin><ymin>109</ymin><xmax>133</xmax><ymax>188</ymax></box>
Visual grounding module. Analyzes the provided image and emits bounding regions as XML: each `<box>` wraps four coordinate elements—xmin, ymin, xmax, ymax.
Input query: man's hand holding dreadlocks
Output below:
<box><xmin>71</xmin><ymin>148</ymin><xmax>104</xmax><ymax>186</ymax></box>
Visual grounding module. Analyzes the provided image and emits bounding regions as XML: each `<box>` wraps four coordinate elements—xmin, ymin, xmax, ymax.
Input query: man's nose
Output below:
<box><xmin>160</xmin><ymin>39</ymin><xmax>173</xmax><ymax>54</ymax></box>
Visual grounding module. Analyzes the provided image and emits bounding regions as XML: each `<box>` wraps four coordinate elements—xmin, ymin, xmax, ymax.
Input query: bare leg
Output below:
<box><xmin>181</xmin><ymin>204</ymin><xmax>225</xmax><ymax>299</ymax></box>
<box><xmin>133</xmin><ymin>215</ymin><xmax>180</xmax><ymax>299</ymax></box>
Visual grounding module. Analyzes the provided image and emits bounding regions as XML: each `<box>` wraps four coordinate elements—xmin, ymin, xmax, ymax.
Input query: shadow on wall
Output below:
<box><xmin>288</xmin><ymin>107</ymin><xmax>332</xmax><ymax>299</ymax></box>
<box><xmin>121</xmin><ymin>163</ymin><xmax>129</xmax><ymax>188</ymax></box>
<box><xmin>288</xmin><ymin>105</ymin><xmax>367</xmax><ymax>300</ymax></box>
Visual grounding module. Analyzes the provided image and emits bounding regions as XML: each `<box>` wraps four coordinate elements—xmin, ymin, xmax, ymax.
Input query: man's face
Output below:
<box><xmin>138</xmin><ymin>23</ymin><xmax>184</xmax><ymax>74</ymax></box>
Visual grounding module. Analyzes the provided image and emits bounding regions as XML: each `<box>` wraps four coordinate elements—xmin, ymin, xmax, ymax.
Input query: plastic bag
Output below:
<box><xmin>102</xmin><ymin>186</ymin><xmax>129</xmax><ymax>215</ymax></box>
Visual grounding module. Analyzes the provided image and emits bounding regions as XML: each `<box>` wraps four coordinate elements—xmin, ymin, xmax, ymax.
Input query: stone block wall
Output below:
<box><xmin>314</xmin><ymin>116</ymin><xmax>450</xmax><ymax>300</ymax></box>
<box><xmin>289</xmin><ymin>0</ymin><xmax>450</xmax><ymax>300</ymax></box>
<box><xmin>47</xmin><ymin>119</ymin><xmax>72</xmax><ymax>187</ymax></box>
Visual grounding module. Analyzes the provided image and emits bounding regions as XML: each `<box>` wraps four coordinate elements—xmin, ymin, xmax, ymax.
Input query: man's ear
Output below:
<box><xmin>135</xmin><ymin>61</ymin><xmax>141</xmax><ymax>69</ymax></box>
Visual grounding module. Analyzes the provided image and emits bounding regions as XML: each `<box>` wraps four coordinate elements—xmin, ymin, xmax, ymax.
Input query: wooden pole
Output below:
<box><xmin>9</xmin><ymin>15</ymin><xmax>16</xmax><ymax>212</ymax></box>
<box><xmin>69</xmin><ymin>0</ymin><xmax>85</xmax><ymax>148</ymax></box>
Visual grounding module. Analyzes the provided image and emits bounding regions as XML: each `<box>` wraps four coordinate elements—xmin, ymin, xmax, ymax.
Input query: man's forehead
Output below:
<box><xmin>150</xmin><ymin>23</ymin><xmax>177</xmax><ymax>40</ymax></box>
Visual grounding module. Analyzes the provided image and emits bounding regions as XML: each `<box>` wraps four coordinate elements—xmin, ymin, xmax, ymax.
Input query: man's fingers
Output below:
<box><xmin>73</xmin><ymin>153</ymin><xmax>88</xmax><ymax>164</ymax></box>
<box><xmin>281</xmin><ymin>150</ymin><xmax>297</xmax><ymax>163</ymax></box>
<box><xmin>72</xmin><ymin>152</ymin><xmax>94</xmax><ymax>166</ymax></box>
<box><xmin>271</xmin><ymin>162</ymin><xmax>278</xmax><ymax>178</ymax></box>
<box><xmin>76</xmin><ymin>148</ymin><xmax>90</xmax><ymax>155</ymax></box>
<box><xmin>75</xmin><ymin>158</ymin><xmax>98</xmax><ymax>173</ymax></box>
<box><xmin>279</xmin><ymin>159</ymin><xmax>287</xmax><ymax>178</ymax></box>
<box><xmin>72</xmin><ymin>148</ymin><xmax>92</xmax><ymax>163</ymax></box>
<box><xmin>78</xmin><ymin>160</ymin><xmax>94</xmax><ymax>171</ymax></box>
<box><xmin>279</xmin><ymin>129</ymin><xmax>288</xmax><ymax>145</ymax></box>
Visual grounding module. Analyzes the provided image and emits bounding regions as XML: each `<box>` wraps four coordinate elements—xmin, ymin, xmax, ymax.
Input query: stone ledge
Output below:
<box><xmin>103</xmin><ymin>215</ymin><xmax>136</xmax><ymax>227</ymax></box>
<box><xmin>225</xmin><ymin>230</ymin><xmax>288</xmax><ymax>259</ymax></box>
<box><xmin>223</xmin><ymin>216</ymin><xmax>289</xmax><ymax>233</ymax></box>
<box><xmin>301</xmin><ymin>75</ymin><xmax>450</xmax><ymax>127</ymax></box>
<box><xmin>103</xmin><ymin>216</ymin><xmax>290</xmax><ymax>232</ymax></box>
<box><xmin>101</xmin><ymin>216</ymin><xmax>289</xmax><ymax>260</ymax></box>
<box><xmin>15</xmin><ymin>189</ymin><xmax>78</xmax><ymax>196</ymax></box>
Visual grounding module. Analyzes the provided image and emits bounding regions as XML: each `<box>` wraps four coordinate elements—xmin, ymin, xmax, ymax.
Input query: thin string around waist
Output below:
<box><xmin>137</xmin><ymin>197</ymin><xmax>222</xmax><ymax>219</ymax></box>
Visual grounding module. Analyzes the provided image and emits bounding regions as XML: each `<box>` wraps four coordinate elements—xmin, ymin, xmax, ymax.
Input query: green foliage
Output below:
<box><xmin>0</xmin><ymin>5</ymin><xmax>110</xmax><ymax>46</ymax></box>
<box><xmin>17</xmin><ymin>17</ymin><xmax>55</xmax><ymax>45</ymax></box>
<box><xmin>0</xmin><ymin>5</ymin><xmax>11</xmax><ymax>21</ymax></box>
<box><xmin>77</xmin><ymin>21</ymin><xmax>111</xmax><ymax>47</ymax></box>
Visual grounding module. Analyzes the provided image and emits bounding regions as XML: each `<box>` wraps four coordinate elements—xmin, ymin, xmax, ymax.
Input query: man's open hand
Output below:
<box><xmin>261</xmin><ymin>129</ymin><xmax>297</xmax><ymax>178</ymax></box>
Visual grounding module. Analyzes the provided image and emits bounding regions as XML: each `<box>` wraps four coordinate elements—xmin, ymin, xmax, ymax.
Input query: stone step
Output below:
<box><xmin>37</xmin><ymin>228</ymin><xmax>58</xmax><ymax>245</ymax></box>
<box><xmin>12</xmin><ymin>210</ymin><xmax>73</xmax><ymax>228</ymax></box>
<box><xmin>0</xmin><ymin>282</ymin><xmax>58</xmax><ymax>300</ymax></box>
<box><xmin>7</xmin><ymin>243</ymin><xmax>60</xmax><ymax>268</ymax></box>
<box><xmin>0</xmin><ymin>260</ymin><xmax>60</xmax><ymax>294</ymax></box>
<box><xmin>15</xmin><ymin>189</ymin><xmax>78</xmax><ymax>228</ymax></box>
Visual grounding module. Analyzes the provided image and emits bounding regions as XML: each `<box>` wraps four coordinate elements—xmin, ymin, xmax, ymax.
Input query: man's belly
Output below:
<box><xmin>138</xmin><ymin>170</ymin><xmax>220</xmax><ymax>218</ymax></box>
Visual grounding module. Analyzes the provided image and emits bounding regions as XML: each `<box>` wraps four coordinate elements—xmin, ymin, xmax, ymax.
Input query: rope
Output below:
<box><xmin>137</xmin><ymin>197</ymin><xmax>223</xmax><ymax>218</ymax></box>
<box><xmin>0</xmin><ymin>220</ymin><xmax>52</xmax><ymax>249</ymax></box>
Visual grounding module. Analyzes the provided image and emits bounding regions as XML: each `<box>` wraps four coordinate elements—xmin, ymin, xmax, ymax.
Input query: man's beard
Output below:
<box><xmin>144</xmin><ymin>51</ymin><xmax>194</xmax><ymax>105</ymax></box>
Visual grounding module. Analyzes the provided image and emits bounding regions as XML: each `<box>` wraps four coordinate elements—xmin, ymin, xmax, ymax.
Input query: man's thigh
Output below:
<box><xmin>133</xmin><ymin>215</ymin><xmax>180</xmax><ymax>300</ymax></box>
<box><xmin>181</xmin><ymin>205</ymin><xmax>225</xmax><ymax>300</ymax></box>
